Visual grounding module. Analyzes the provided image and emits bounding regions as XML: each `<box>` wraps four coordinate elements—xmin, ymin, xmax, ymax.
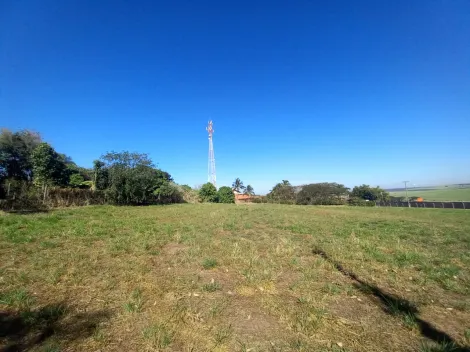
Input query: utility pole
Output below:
<box><xmin>403</xmin><ymin>181</ymin><xmax>410</xmax><ymax>207</ymax></box>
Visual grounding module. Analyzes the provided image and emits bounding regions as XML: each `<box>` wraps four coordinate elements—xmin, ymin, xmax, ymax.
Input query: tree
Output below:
<box><xmin>244</xmin><ymin>185</ymin><xmax>255</xmax><ymax>195</ymax></box>
<box><xmin>31</xmin><ymin>143</ymin><xmax>68</xmax><ymax>187</ymax></box>
<box><xmin>93</xmin><ymin>160</ymin><xmax>108</xmax><ymax>190</ymax></box>
<box><xmin>232</xmin><ymin>178</ymin><xmax>245</xmax><ymax>192</ymax></box>
<box><xmin>0</xmin><ymin>129</ymin><xmax>42</xmax><ymax>182</ymax></box>
<box><xmin>350</xmin><ymin>184</ymin><xmax>390</xmax><ymax>202</ymax></box>
<box><xmin>99</xmin><ymin>151</ymin><xmax>173</xmax><ymax>205</ymax></box>
<box><xmin>69</xmin><ymin>173</ymin><xmax>85</xmax><ymax>188</ymax></box>
<box><xmin>296</xmin><ymin>182</ymin><xmax>349</xmax><ymax>205</ymax></box>
<box><xmin>31</xmin><ymin>143</ymin><xmax>69</xmax><ymax>201</ymax></box>
<box><xmin>267</xmin><ymin>180</ymin><xmax>296</xmax><ymax>204</ymax></box>
<box><xmin>199</xmin><ymin>182</ymin><xmax>218</xmax><ymax>202</ymax></box>
<box><xmin>218</xmin><ymin>186</ymin><xmax>235</xmax><ymax>203</ymax></box>
<box><xmin>153</xmin><ymin>182</ymin><xmax>183</xmax><ymax>204</ymax></box>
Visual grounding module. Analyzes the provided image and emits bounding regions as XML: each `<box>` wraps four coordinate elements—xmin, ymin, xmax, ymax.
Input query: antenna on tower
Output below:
<box><xmin>206</xmin><ymin>121</ymin><xmax>216</xmax><ymax>187</ymax></box>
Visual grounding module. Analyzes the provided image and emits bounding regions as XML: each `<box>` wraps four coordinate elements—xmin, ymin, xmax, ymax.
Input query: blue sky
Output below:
<box><xmin>1</xmin><ymin>0</ymin><xmax>469</xmax><ymax>194</ymax></box>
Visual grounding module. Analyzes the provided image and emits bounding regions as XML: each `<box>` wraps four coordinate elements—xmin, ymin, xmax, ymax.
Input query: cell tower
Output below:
<box><xmin>206</xmin><ymin>120</ymin><xmax>216</xmax><ymax>187</ymax></box>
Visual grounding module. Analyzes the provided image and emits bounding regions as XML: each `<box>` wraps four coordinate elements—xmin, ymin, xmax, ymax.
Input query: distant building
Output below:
<box><xmin>233</xmin><ymin>190</ymin><xmax>257</xmax><ymax>203</ymax></box>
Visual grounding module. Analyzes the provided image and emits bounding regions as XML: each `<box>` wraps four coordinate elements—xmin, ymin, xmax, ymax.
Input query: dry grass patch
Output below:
<box><xmin>1</xmin><ymin>204</ymin><xmax>469</xmax><ymax>351</ymax></box>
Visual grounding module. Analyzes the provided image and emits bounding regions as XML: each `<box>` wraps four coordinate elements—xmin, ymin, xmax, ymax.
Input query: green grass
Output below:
<box><xmin>202</xmin><ymin>257</ymin><xmax>218</xmax><ymax>269</ymax></box>
<box><xmin>1</xmin><ymin>204</ymin><xmax>469</xmax><ymax>351</ymax></box>
<box><xmin>390</xmin><ymin>187</ymin><xmax>470</xmax><ymax>201</ymax></box>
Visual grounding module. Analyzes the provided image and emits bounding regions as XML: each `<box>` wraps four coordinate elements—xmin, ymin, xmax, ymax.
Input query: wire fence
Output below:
<box><xmin>376</xmin><ymin>201</ymin><xmax>470</xmax><ymax>209</ymax></box>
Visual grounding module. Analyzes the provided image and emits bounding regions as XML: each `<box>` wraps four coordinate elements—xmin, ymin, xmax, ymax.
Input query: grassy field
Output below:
<box><xmin>1</xmin><ymin>204</ymin><xmax>469</xmax><ymax>352</ymax></box>
<box><xmin>389</xmin><ymin>187</ymin><xmax>470</xmax><ymax>202</ymax></box>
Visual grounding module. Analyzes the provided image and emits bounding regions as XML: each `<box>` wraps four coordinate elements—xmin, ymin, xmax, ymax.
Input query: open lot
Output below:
<box><xmin>1</xmin><ymin>204</ymin><xmax>469</xmax><ymax>351</ymax></box>
<box><xmin>389</xmin><ymin>187</ymin><xmax>470</xmax><ymax>202</ymax></box>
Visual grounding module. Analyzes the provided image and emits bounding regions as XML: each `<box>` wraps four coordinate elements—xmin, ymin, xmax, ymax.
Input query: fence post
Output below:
<box><xmin>452</xmin><ymin>202</ymin><xmax>455</xmax><ymax>209</ymax></box>
<box><xmin>464</xmin><ymin>202</ymin><xmax>466</xmax><ymax>210</ymax></box>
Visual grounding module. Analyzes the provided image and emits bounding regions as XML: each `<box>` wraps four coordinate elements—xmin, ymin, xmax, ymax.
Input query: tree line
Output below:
<box><xmin>1</xmin><ymin>128</ymin><xmax>394</xmax><ymax>210</ymax></box>
<box><xmin>256</xmin><ymin>180</ymin><xmax>391</xmax><ymax>206</ymax></box>
<box><xmin>0</xmin><ymin>129</ymin><xmax>186</xmax><ymax>209</ymax></box>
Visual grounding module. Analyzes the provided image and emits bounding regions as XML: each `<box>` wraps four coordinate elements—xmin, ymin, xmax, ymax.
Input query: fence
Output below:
<box><xmin>376</xmin><ymin>201</ymin><xmax>470</xmax><ymax>209</ymax></box>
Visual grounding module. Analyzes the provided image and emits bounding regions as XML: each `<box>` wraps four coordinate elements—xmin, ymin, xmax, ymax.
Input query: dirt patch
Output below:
<box><xmin>226</xmin><ymin>296</ymin><xmax>285</xmax><ymax>342</ymax></box>
<box><xmin>162</xmin><ymin>243</ymin><xmax>188</xmax><ymax>255</ymax></box>
<box><xmin>197</xmin><ymin>268</ymin><xmax>241</xmax><ymax>292</ymax></box>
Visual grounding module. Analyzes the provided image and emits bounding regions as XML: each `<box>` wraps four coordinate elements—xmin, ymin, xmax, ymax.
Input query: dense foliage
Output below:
<box><xmin>267</xmin><ymin>180</ymin><xmax>296</xmax><ymax>204</ymax></box>
<box><xmin>0</xmin><ymin>129</ymin><xmax>182</xmax><ymax>209</ymax></box>
<box><xmin>296</xmin><ymin>182</ymin><xmax>349</xmax><ymax>205</ymax></box>
<box><xmin>217</xmin><ymin>186</ymin><xmax>235</xmax><ymax>203</ymax></box>
<box><xmin>199</xmin><ymin>183</ymin><xmax>218</xmax><ymax>203</ymax></box>
<box><xmin>350</xmin><ymin>184</ymin><xmax>390</xmax><ymax>201</ymax></box>
<box><xmin>96</xmin><ymin>151</ymin><xmax>177</xmax><ymax>205</ymax></box>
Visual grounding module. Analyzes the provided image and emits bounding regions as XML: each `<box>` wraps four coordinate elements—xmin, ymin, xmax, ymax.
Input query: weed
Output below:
<box><xmin>322</xmin><ymin>283</ymin><xmax>343</xmax><ymax>295</ymax></box>
<box><xmin>0</xmin><ymin>289</ymin><xmax>34</xmax><ymax>309</ymax></box>
<box><xmin>143</xmin><ymin>323</ymin><xmax>174</xmax><ymax>349</ymax></box>
<box><xmin>202</xmin><ymin>258</ymin><xmax>218</xmax><ymax>269</ymax></box>
<box><xmin>402</xmin><ymin>312</ymin><xmax>417</xmax><ymax>330</ymax></box>
<box><xmin>419</xmin><ymin>341</ymin><xmax>460</xmax><ymax>352</ymax></box>
<box><xmin>465</xmin><ymin>329</ymin><xmax>470</xmax><ymax>343</ymax></box>
<box><xmin>124</xmin><ymin>288</ymin><xmax>143</xmax><ymax>313</ymax></box>
<box><xmin>203</xmin><ymin>281</ymin><xmax>221</xmax><ymax>292</ymax></box>
<box><xmin>93</xmin><ymin>327</ymin><xmax>105</xmax><ymax>342</ymax></box>
<box><xmin>214</xmin><ymin>325</ymin><xmax>232</xmax><ymax>346</ymax></box>
<box><xmin>208</xmin><ymin>299</ymin><xmax>228</xmax><ymax>318</ymax></box>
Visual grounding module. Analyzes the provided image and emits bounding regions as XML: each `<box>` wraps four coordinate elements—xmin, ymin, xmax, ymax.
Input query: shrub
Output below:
<box><xmin>69</xmin><ymin>173</ymin><xmax>85</xmax><ymax>188</ymax></box>
<box><xmin>217</xmin><ymin>186</ymin><xmax>235</xmax><ymax>203</ymax></box>
<box><xmin>267</xmin><ymin>180</ymin><xmax>296</xmax><ymax>203</ymax></box>
<box><xmin>153</xmin><ymin>182</ymin><xmax>183</xmax><ymax>204</ymax></box>
<box><xmin>199</xmin><ymin>183</ymin><xmax>218</xmax><ymax>203</ymax></box>
<box><xmin>252</xmin><ymin>196</ymin><xmax>268</xmax><ymax>203</ymax></box>
<box><xmin>350</xmin><ymin>184</ymin><xmax>389</xmax><ymax>201</ymax></box>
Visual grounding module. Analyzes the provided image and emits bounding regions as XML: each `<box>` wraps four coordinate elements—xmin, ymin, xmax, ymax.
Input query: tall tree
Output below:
<box><xmin>267</xmin><ymin>180</ymin><xmax>296</xmax><ymax>203</ymax></box>
<box><xmin>232</xmin><ymin>178</ymin><xmax>245</xmax><ymax>192</ymax></box>
<box><xmin>244</xmin><ymin>185</ymin><xmax>255</xmax><ymax>195</ymax></box>
<box><xmin>98</xmin><ymin>151</ymin><xmax>173</xmax><ymax>205</ymax></box>
<box><xmin>218</xmin><ymin>186</ymin><xmax>235</xmax><ymax>203</ymax></box>
<box><xmin>296</xmin><ymin>182</ymin><xmax>349</xmax><ymax>205</ymax></box>
<box><xmin>31</xmin><ymin>143</ymin><xmax>68</xmax><ymax>200</ymax></box>
<box><xmin>0</xmin><ymin>129</ymin><xmax>42</xmax><ymax>181</ymax></box>
<box><xmin>93</xmin><ymin>160</ymin><xmax>108</xmax><ymax>190</ymax></box>
<box><xmin>199</xmin><ymin>182</ymin><xmax>218</xmax><ymax>202</ymax></box>
<box><xmin>350</xmin><ymin>184</ymin><xmax>390</xmax><ymax>201</ymax></box>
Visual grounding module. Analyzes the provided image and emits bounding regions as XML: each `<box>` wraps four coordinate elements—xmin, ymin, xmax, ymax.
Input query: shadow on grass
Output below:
<box><xmin>312</xmin><ymin>248</ymin><xmax>470</xmax><ymax>352</ymax></box>
<box><xmin>0</xmin><ymin>302</ymin><xmax>111</xmax><ymax>352</ymax></box>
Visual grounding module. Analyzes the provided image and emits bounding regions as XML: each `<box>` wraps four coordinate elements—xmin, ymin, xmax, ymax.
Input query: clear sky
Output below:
<box><xmin>1</xmin><ymin>0</ymin><xmax>469</xmax><ymax>194</ymax></box>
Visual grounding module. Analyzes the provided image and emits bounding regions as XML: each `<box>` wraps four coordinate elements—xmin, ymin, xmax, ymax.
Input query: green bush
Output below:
<box><xmin>217</xmin><ymin>186</ymin><xmax>235</xmax><ymax>203</ymax></box>
<box><xmin>199</xmin><ymin>183</ymin><xmax>218</xmax><ymax>203</ymax></box>
<box><xmin>252</xmin><ymin>196</ymin><xmax>268</xmax><ymax>203</ymax></box>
